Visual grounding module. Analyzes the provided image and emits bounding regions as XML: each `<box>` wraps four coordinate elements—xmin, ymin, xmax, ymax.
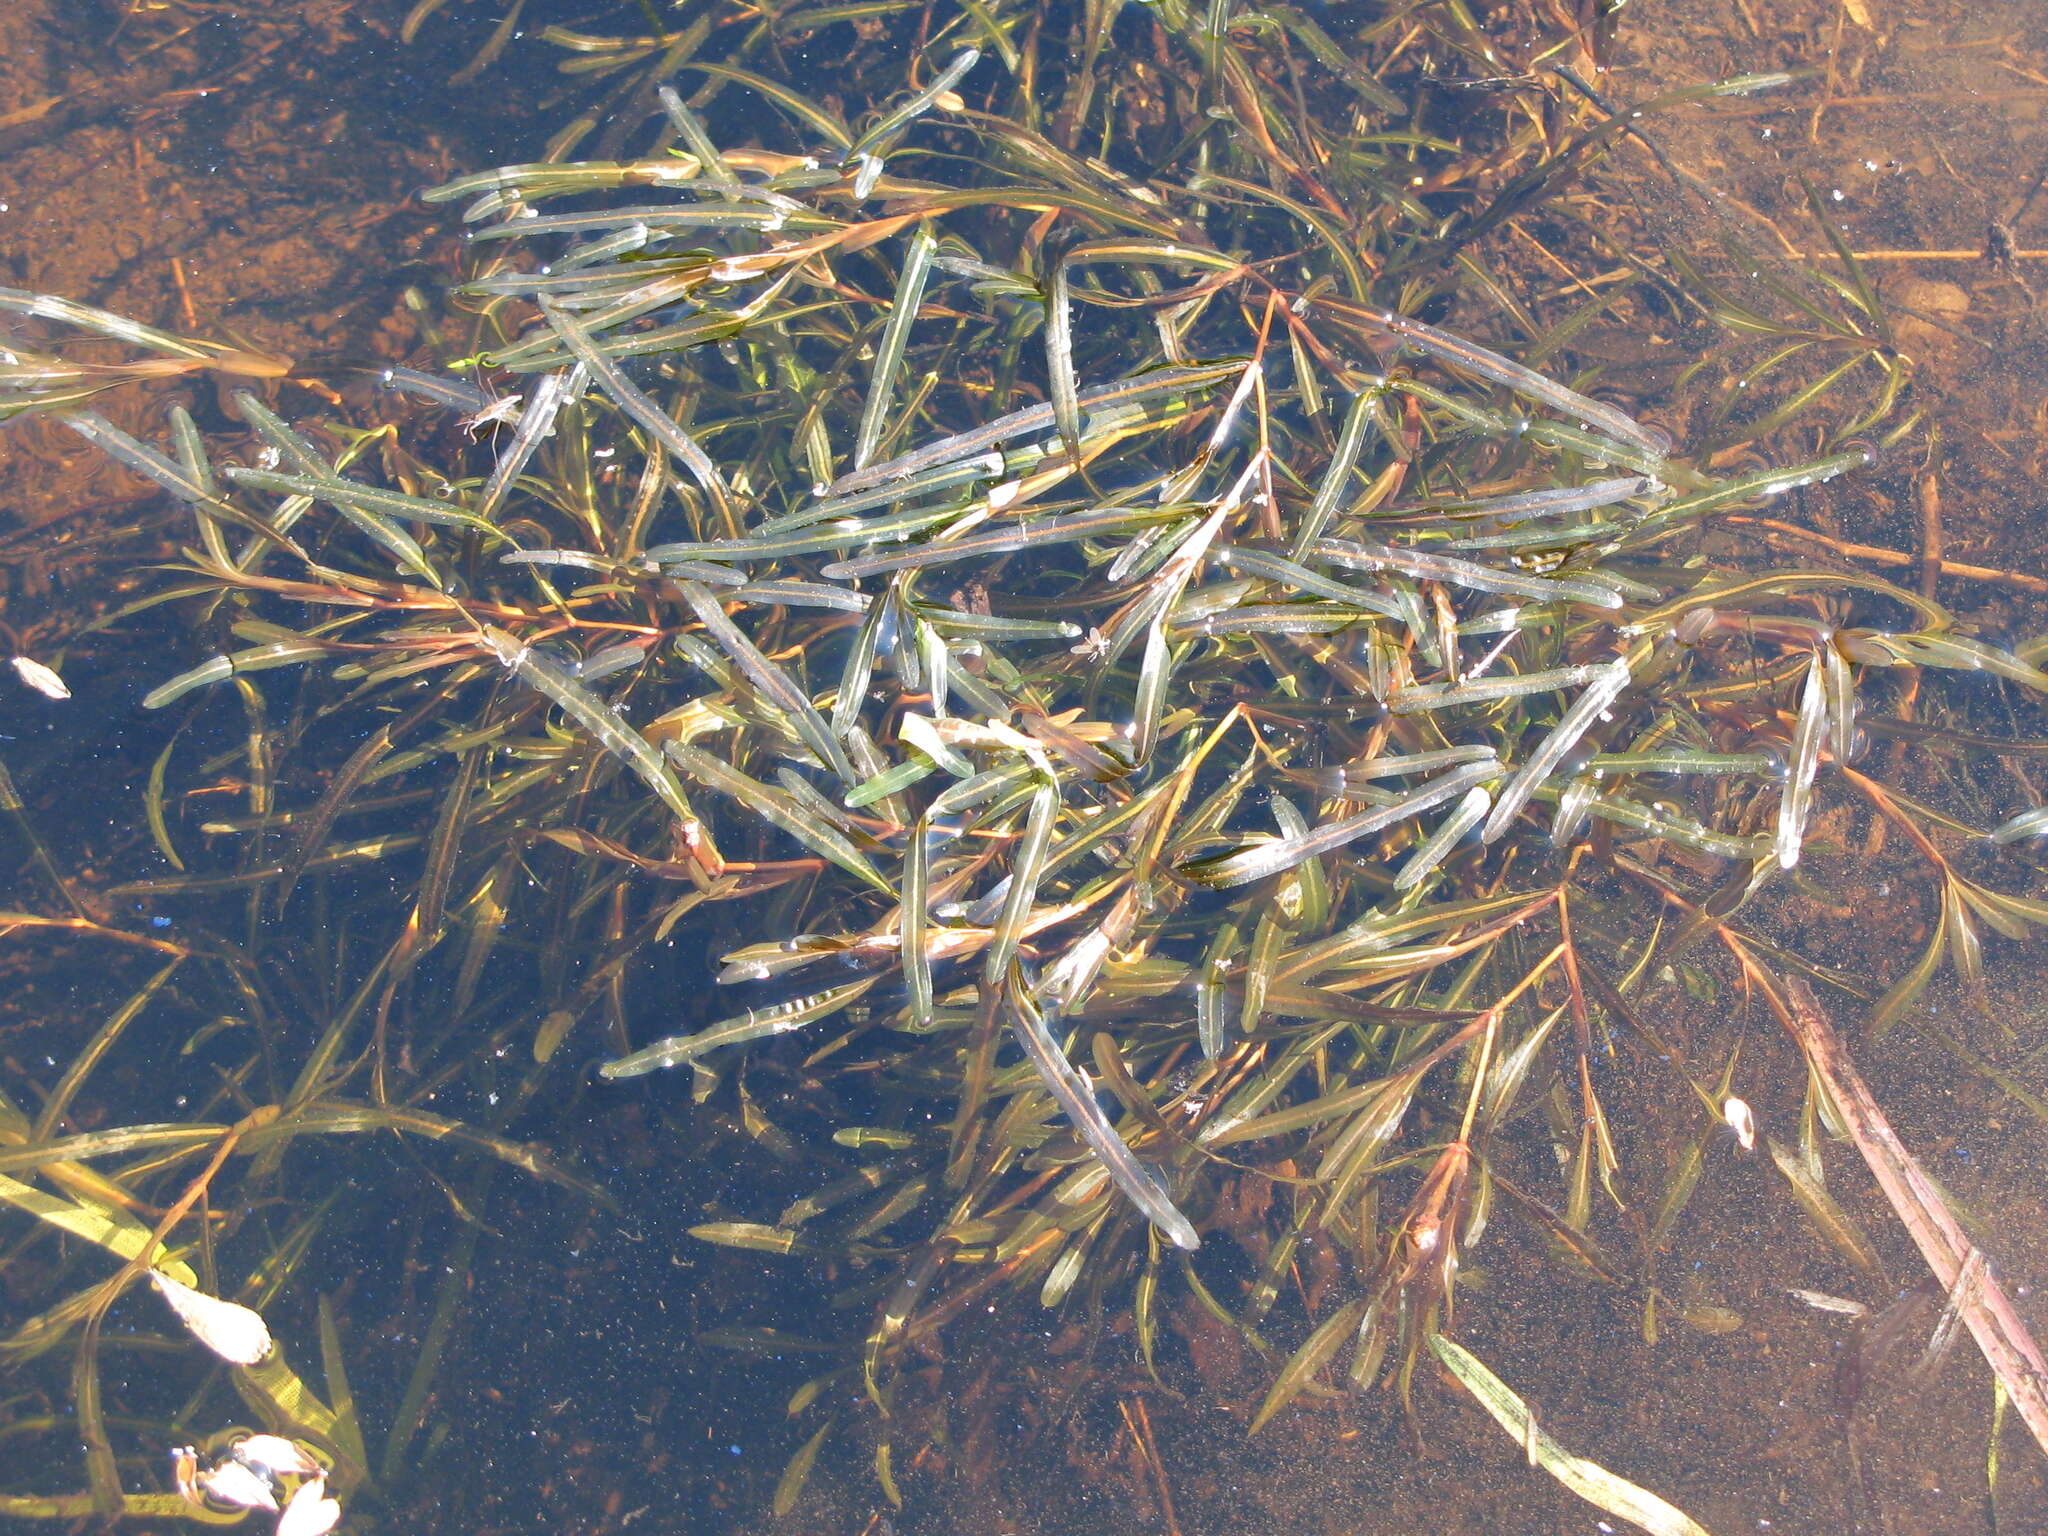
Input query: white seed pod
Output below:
<box><xmin>10</xmin><ymin>655</ymin><xmax>69</xmax><ymax>700</ymax></box>
<box><xmin>148</xmin><ymin>1269</ymin><xmax>274</xmax><ymax>1365</ymax></box>
<box><xmin>233</xmin><ymin>1434</ymin><xmax>322</xmax><ymax>1480</ymax></box>
<box><xmin>277</xmin><ymin>1476</ymin><xmax>342</xmax><ymax>1536</ymax></box>
<box><xmin>197</xmin><ymin>1458</ymin><xmax>279</xmax><ymax>1513</ymax></box>
<box><xmin>1721</xmin><ymin>1094</ymin><xmax>1757</xmax><ymax>1153</ymax></box>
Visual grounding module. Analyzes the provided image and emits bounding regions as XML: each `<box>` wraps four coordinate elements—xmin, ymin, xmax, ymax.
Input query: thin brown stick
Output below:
<box><xmin>0</xmin><ymin>911</ymin><xmax>190</xmax><ymax>957</ymax></box>
<box><xmin>1728</xmin><ymin>516</ymin><xmax>2048</xmax><ymax>595</ymax></box>
<box><xmin>1804</xmin><ymin>2</ymin><xmax>1846</xmax><ymax>145</ymax></box>
<box><xmin>1121</xmin><ymin>1398</ymin><xmax>1183</xmax><ymax>1536</ymax></box>
<box><xmin>1916</xmin><ymin>469</ymin><xmax>1943</xmax><ymax>603</ymax></box>
<box><xmin>1774</xmin><ymin>976</ymin><xmax>2048</xmax><ymax>1457</ymax></box>
<box><xmin>1802</xmin><ymin>249</ymin><xmax>2048</xmax><ymax>261</ymax></box>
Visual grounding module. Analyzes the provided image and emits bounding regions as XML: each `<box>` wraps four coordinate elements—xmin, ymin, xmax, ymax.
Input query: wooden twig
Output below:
<box><xmin>1778</xmin><ymin>977</ymin><xmax>2048</xmax><ymax>1457</ymax></box>
<box><xmin>1120</xmin><ymin>1398</ymin><xmax>1183</xmax><ymax>1536</ymax></box>
<box><xmin>1916</xmin><ymin>469</ymin><xmax>1943</xmax><ymax>603</ymax></box>
<box><xmin>1728</xmin><ymin>516</ymin><xmax>2048</xmax><ymax>595</ymax></box>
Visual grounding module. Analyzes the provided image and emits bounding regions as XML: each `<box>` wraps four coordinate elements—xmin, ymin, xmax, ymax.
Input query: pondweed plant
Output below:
<box><xmin>5</xmin><ymin>0</ymin><xmax>2046</xmax><ymax>1527</ymax></box>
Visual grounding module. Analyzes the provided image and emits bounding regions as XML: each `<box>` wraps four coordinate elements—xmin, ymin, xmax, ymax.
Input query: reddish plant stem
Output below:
<box><xmin>1775</xmin><ymin>975</ymin><xmax>2048</xmax><ymax>1457</ymax></box>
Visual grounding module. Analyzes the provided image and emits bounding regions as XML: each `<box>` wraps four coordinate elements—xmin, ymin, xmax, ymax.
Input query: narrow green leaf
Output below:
<box><xmin>1431</xmin><ymin>1334</ymin><xmax>1714</xmax><ymax>1536</ymax></box>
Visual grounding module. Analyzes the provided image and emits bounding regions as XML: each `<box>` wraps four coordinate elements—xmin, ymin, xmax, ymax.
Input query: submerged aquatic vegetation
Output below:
<box><xmin>6</xmin><ymin>0</ymin><xmax>2048</xmax><ymax>1526</ymax></box>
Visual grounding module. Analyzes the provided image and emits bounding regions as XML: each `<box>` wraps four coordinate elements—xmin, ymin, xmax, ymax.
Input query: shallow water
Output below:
<box><xmin>3</xmin><ymin>3</ymin><xmax>2046</xmax><ymax>1534</ymax></box>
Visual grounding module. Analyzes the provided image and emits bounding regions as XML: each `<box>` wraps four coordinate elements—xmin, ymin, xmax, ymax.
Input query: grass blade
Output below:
<box><xmin>854</xmin><ymin>225</ymin><xmax>937</xmax><ymax>472</ymax></box>
<box><xmin>600</xmin><ymin>981</ymin><xmax>877</xmax><ymax>1079</ymax></box>
<box><xmin>1003</xmin><ymin>973</ymin><xmax>1198</xmax><ymax>1250</ymax></box>
<box><xmin>1431</xmin><ymin>1334</ymin><xmax>1713</xmax><ymax>1536</ymax></box>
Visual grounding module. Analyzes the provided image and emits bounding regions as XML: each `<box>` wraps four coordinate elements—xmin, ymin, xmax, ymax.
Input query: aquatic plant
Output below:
<box><xmin>6</xmin><ymin>1</ymin><xmax>2047</xmax><ymax>1527</ymax></box>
